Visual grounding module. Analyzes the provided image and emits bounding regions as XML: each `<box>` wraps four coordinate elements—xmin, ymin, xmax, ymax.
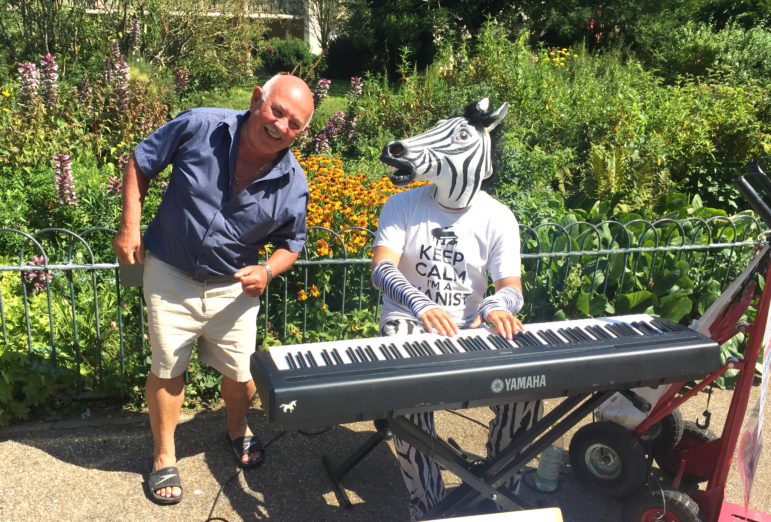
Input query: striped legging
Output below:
<box><xmin>380</xmin><ymin>319</ymin><xmax>543</xmax><ymax>520</ymax></box>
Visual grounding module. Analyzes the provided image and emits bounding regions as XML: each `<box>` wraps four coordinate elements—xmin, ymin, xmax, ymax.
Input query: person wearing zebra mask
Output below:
<box><xmin>371</xmin><ymin>98</ymin><xmax>542</xmax><ymax>519</ymax></box>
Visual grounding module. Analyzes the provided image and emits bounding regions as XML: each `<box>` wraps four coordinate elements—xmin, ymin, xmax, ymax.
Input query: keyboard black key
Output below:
<box><xmin>470</xmin><ymin>336</ymin><xmax>490</xmax><ymax>351</ymax></box>
<box><xmin>571</xmin><ymin>327</ymin><xmax>594</xmax><ymax>341</ymax></box>
<box><xmin>444</xmin><ymin>338</ymin><xmax>460</xmax><ymax>353</ymax></box>
<box><xmin>526</xmin><ymin>331</ymin><xmax>545</xmax><ymax>345</ymax></box>
<box><xmin>589</xmin><ymin>325</ymin><xmax>612</xmax><ymax>339</ymax></box>
<box><xmin>434</xmin><ymin>339</ymin><xmax>449</xmax><ymax>354</ymax></box>
<box><xmin>489</xmin><ymin>334</ymin><xmax>510</xmax><ymax>350</ymax></box>
<box><xmin>388</xmin><ymin>343</ymin><xmax>402</xmax><ymax>359</ymax></box>
<box><xmin>420</xmin><ymin>340</ymin><xmax>436</xmax><ymax>355</ymax></box>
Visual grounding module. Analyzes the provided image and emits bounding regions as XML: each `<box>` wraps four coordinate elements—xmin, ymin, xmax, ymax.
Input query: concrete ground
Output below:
<box><xmin>0</xmin><ymin>383</ymin><xmax>768</xmax><ymax>521</ymax></box>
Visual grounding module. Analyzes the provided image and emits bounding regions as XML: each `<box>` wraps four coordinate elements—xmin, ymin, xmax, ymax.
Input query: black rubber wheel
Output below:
<box><xmin>640</xmin><ymin>409</ymin><xmax>684</xmax><ymax>457</ymax></box>
<box><xmin>654</xmin><ymin>420</ymin><xmax>717</xmax><ymax>485</ymax></box>
<box><xmin>568</xmin><ymin>421</ymin><xmax>647</xmax><ymax>498</ymax></box>
<box><xmin>622</xmin><ymin>487</ymin><xmax>703</xmax><ymax>522</ymax></box>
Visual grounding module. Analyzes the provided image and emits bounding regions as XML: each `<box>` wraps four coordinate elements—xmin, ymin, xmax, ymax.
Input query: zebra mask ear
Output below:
<box><xmin>485</xmin><ymin>101</ymin><xmax>509</xmax><ymax>133</ymax></box>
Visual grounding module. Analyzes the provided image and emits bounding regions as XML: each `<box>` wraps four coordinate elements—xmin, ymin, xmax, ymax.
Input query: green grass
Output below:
<box><xmin>187</xmin><ymin>86</ymin><xmax>254</xmax><ymax>110</ymax></box>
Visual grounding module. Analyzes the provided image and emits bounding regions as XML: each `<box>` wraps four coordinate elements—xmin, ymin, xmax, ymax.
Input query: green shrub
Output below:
<box><xmin>637</xmin><ymin>21</ymin><xmax>771</xmax><ymax>85</ymax></box>
<box><xmin>259</xmin><ymin>37</ymin><xmax>317</xmax><ymax>77</ymax></box>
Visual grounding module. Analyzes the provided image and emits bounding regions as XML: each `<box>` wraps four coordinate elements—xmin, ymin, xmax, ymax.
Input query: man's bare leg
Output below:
<box><xmin>221</xmin><ymin>376</ymin><xmax>261</xmax><ymax>465</ymax></box>
<box><xmin>147</xmin><ymin>372</ymin><xmax>185</xmax><ymax>499</ymax></box>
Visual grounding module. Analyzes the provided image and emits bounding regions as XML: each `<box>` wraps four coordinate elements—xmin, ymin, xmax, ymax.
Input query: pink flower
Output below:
<box><xmin>53</xmin><ymin>153</ymin><xmax>78</xmax><ymax>205</ymax></box>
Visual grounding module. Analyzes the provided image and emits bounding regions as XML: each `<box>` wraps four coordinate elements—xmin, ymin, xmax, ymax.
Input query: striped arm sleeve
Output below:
<box><xmin>477</xmin><ymin>286</ymin><xmax>524</xmax><ymax>321</ymax></box>
<box><xmin>372</xmin><ymin>259</ymin><xmax>439</xmax><ymax>319</ymax></box>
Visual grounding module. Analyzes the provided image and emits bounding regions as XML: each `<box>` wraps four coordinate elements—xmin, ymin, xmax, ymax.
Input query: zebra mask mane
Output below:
<box><xmin>379</xmin><ymin>98</ymin><xmax>508</xmax><ymax>209</ymax></box>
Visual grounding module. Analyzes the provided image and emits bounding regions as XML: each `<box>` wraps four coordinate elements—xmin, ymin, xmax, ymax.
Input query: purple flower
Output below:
<box><xmin>107</xmin><ymin>176</ymin><xmax>123</xmax><ymax>196</ymax></box>
<box><xmin>313</xmin><ymin>78</ymin><xmax>331</xmax><ymax>109</ymax></box>
<box><xmin>350</xmin><ymin>76</ymin><xmax>363</xmax><ymax>99</ymax></box>
<box><xmin>39</xmin><ymin>53</ymin><xmax>59</xmax><ymax>109</ymax></box>
<box><xmin>117</xmin><ymin>152</ymin><xmax>130</xmax><ymax>172</ymax></box>
<box><xmin>103</xmin><ymin>41</ymin><xmax>125</xmax><ymax>85</ymax></box>
<box><xmin>312</xmin><ymin>132</ymin><xmax>330</xmax><ymax>154</ymax></box>
<box><xmin>294</xmin><ymin>128</ymin><xmax>311</xmax><ymax>153</ymax></box>
<box><xmin>53</xmin><ymin>153</ymin><xmax>78</xmax><ymax>206</ymax></box>
<box><xmin>113</xmin><ymin>57</ymin><xmax>130</xmax><ymax>111</ymax></box>
<box><xmin>78</xmin><ymin>74</ymin><xmax>93</xmax><ymax>118</ymax></box>
<box><xmin>17</xmin><ymin>62</ymin><xmax>40</xmax><ymax>110</ymax></box>
<box><xmin>174</xmin><ymin>69</ymin><xmax>189</xmax><ymax>94</ymax></box>
<box><xmin>111</xmin><ymin>41</ymin><xmax>121</xmax><ymax>66</ymax></box>
<box><xmin>24</xmin><ymin>255</ymin><xmax>52</xmax><ymax>295</ymax></box>
<box><xmin>130</xmin><ymin>18</ymin><xmax>141</xmax><ymax>56</ymax></box>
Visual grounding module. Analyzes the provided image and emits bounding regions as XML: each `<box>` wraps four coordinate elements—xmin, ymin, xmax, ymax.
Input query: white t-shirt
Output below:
<box><xmin>373</xmin><ymin>185</ymin><xmax>521</xmax><ymax>328</ymax></box>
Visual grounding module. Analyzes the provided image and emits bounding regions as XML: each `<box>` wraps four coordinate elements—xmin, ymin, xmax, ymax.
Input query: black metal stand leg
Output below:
<box><xmin>427</xmin><ymin>391</ymin><xmax>615</xmax><ymax>518</ymax></box>
<box><xmin>322</xmin><ymin>419</ymin><xmax>393</xmax><ymax>508</ymax></box>
<box><xmin>387</xmin><ymin>415</ymin><xmax>528</xmax><ymax>513</ymax></box>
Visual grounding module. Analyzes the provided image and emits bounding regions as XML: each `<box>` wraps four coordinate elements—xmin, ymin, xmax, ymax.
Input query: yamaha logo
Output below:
<box><xmin>499</xmin><ymin>374</ymin><xmax>547</xmax><ymax>392</ymax></box>
<box><xmin>491</xmin><ymin>379</ymin><xmax>504</xmax><ymax>394</ymax></box>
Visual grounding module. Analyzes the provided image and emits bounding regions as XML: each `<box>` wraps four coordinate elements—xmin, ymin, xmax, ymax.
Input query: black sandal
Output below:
<box><xmin>147</xmin><ymin>466</ymin><xmax>183</xmax><ymax>505</ymax></box>
<box><xmin>226</xmin><ymin>433</ymin><xmax>265</xmax><ymax>469</ymax></box>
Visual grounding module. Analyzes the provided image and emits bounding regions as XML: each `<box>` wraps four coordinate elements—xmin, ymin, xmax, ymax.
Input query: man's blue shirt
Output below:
<box><xmin>134</xmin><ymin>107</ymin><xmax>309</xmax><ymax>280</ymax></box>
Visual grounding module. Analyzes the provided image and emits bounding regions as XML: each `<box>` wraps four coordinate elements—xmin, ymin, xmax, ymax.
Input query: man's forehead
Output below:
<box><xmin>268</xmin><ymin>88</ymin><xmax>312</xmax><ymax>118</ymax></box>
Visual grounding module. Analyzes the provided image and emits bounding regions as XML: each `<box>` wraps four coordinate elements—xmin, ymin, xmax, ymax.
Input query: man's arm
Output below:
<box><xmin>234</xmin><ymin>248</ymin><xmax>298</xmax><ymax>298</ymax></box>
<box><xmin>469</xmin><ymin>276</ymin><xmax>524</xmax><ymax>340</ymax></box>
<box><xmin>371</xmin><ymin>245</ymin><xmax>459</xmax><ymax>336</ymax></box>
<box><xmin>113</xmin><ymin>152</ymin><xmax>151</xmax><ymax>264</ymax></box>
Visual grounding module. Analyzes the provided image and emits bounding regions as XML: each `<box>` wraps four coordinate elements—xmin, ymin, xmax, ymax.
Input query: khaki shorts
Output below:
<box><xmin>143</xmin><ymin>252</ymin><xmax>260</xmax><ymax>382</ymax></box>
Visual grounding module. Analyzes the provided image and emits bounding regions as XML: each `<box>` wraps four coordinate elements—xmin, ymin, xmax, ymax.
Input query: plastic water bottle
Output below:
<box><xmin>534</xmin><ymin>437</ymin><xmax>563</xmax><ymax>492</ymax></box>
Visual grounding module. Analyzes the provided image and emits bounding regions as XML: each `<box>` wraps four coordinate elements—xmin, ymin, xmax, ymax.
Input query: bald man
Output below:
<box><xmin>113</xmin><ymin>74</ymin><xmax>314</xmax><ymax>505</ymax></box>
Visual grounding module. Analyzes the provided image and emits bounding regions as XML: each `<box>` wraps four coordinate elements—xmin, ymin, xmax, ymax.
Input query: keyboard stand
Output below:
<box><xmin>322</xmin><ymin>390</ymin><xmax>616</xmax><ymax>516</ymax></box>
<box><xmin>322</xmin><ymin>419</ymin><xmax>394</xmax><ymax>508</ymax></box>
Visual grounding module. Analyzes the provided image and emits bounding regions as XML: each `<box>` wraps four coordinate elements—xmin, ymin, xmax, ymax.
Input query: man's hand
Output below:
<box><xmin>113</xmin><ymin>227</ymin><xmax>144</xmax><ymax>265</ymax></box>
<box><xmin>234</xmin><ymin>264</ymin><xmax>270</xmax><ymax>297</ymax></box>
<box><xmin>419</xmin><ymin>307</ymin><xmax>459</xmax><ymax>337</ymax></box>
<box><xmin>469</xmin><ymin>310</ymin><xmax>523</xmax><ymax>340</ymax></box>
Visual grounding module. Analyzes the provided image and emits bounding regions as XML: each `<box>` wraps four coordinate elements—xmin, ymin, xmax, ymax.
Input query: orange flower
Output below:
<box><xmin>316</xmin><ymin>238</ymin><xmax>330</xmax><ymax>256</ymax></box>
<box><xmin>297</xmin><ymin>289</ymin><xmax>308</xmax><ymax>301</ymax></box>
<box><xmin>310</xmin><ymin>284</ymin><xmax>320</xmax><ymax>298</ymax></box>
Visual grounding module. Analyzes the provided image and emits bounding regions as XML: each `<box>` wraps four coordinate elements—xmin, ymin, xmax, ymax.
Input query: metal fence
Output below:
<box><xmin>0</xmin><ymin>214</ymin><xmax>765</xmax><ymax>396</ymax></box>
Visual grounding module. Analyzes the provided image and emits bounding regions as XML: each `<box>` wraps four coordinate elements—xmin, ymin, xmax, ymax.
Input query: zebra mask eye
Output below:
<box><xmin>456</xmin><ymin>129</ymin><xmax>471</xmax><ymax>141</ymax></box>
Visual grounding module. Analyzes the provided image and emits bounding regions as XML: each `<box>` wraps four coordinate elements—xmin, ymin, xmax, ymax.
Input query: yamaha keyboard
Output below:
<box><xmin>250</xmin><ymin>314</ymin><xmax>720</xmax><ymax>430</ymax></box>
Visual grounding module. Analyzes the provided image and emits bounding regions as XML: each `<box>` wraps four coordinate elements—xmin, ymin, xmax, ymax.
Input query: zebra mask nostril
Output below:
<box><xmin>387</xmin><ymin>143</ymin><xmax>405</xmax><ymax>157</ymax></box>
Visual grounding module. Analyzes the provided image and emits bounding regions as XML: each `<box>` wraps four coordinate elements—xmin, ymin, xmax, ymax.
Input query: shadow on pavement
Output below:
<box><xmin>0</xmin><ymin>407</ymin><xmax>409</xmax><ymax>521</ymax></box>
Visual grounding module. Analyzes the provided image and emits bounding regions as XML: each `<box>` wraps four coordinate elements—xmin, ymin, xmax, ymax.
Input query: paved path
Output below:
<box><xmin>1</xmin><ymin>385</ymin><xmax>768</xmax><ymax>521</ymax></box>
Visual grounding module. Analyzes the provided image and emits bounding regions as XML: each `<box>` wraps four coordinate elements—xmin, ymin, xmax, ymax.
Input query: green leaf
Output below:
<box><xmin>616</xmin><ymin>291</ymin><xmax>655</xmax><ymax>314</ymax></box>
<box><xmin>572</xmin><ymin>292</ymin><xmax>590</xmax><ymax>317</ymax></box>
<box><xmin>656</xmin><ymin>294</ymin><xmax>692</xmax><ymax>323</ymax></box>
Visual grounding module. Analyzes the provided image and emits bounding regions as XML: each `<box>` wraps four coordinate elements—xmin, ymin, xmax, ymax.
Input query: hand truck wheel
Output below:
<box><xmin>640</xmin><ymin>409</ymin><xmax>684</xmax><ymax>457</ymax></box>
<box><xmin>654</xmin><ymin>420</ymin><xmax>717</xmax><ymax>485</ymax></box>
<box><xmin>622</xmin><ymin>486</ymin><xmax>703</xmax><ymax>522</ymax></box>
<box><xmin>568</xmin><ymin>421</ymin><xmax>647</xmax><ymax>498</ymax></box>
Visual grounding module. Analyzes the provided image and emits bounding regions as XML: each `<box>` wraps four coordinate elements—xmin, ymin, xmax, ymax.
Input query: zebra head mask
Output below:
<box><xmin>379</xmin><ymin>98</ymin><xmax>508</xmax><ymax>209</ymax></box>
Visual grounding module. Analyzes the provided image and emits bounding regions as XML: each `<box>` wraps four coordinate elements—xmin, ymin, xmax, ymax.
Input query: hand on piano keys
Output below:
<box><xmin>470</xmin><ymin>310</ymin><xmax>524</xmax><ymax>340</ymax></box>
<box><xmin>268</xmin><ymin>314</ymin><xmax>681</xmax><ymax>372</ymax></box>
<box><xmin>418</xmin><ymin>306</ymin><xmax>460</xmax><ymax>337</ymax></box>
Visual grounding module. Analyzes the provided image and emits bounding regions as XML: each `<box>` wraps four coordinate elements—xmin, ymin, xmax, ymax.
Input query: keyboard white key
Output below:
<box><xmin>268</xmin><ymin>314</ymin><xmax>665</xmax><ymax>371</ymax></box>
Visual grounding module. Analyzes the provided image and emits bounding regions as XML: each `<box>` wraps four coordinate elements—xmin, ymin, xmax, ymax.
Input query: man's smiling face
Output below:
<box><xmin>246</xmin><ymin>76</ymin><xmax>313</xmax><ymax>157</ymax></box>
